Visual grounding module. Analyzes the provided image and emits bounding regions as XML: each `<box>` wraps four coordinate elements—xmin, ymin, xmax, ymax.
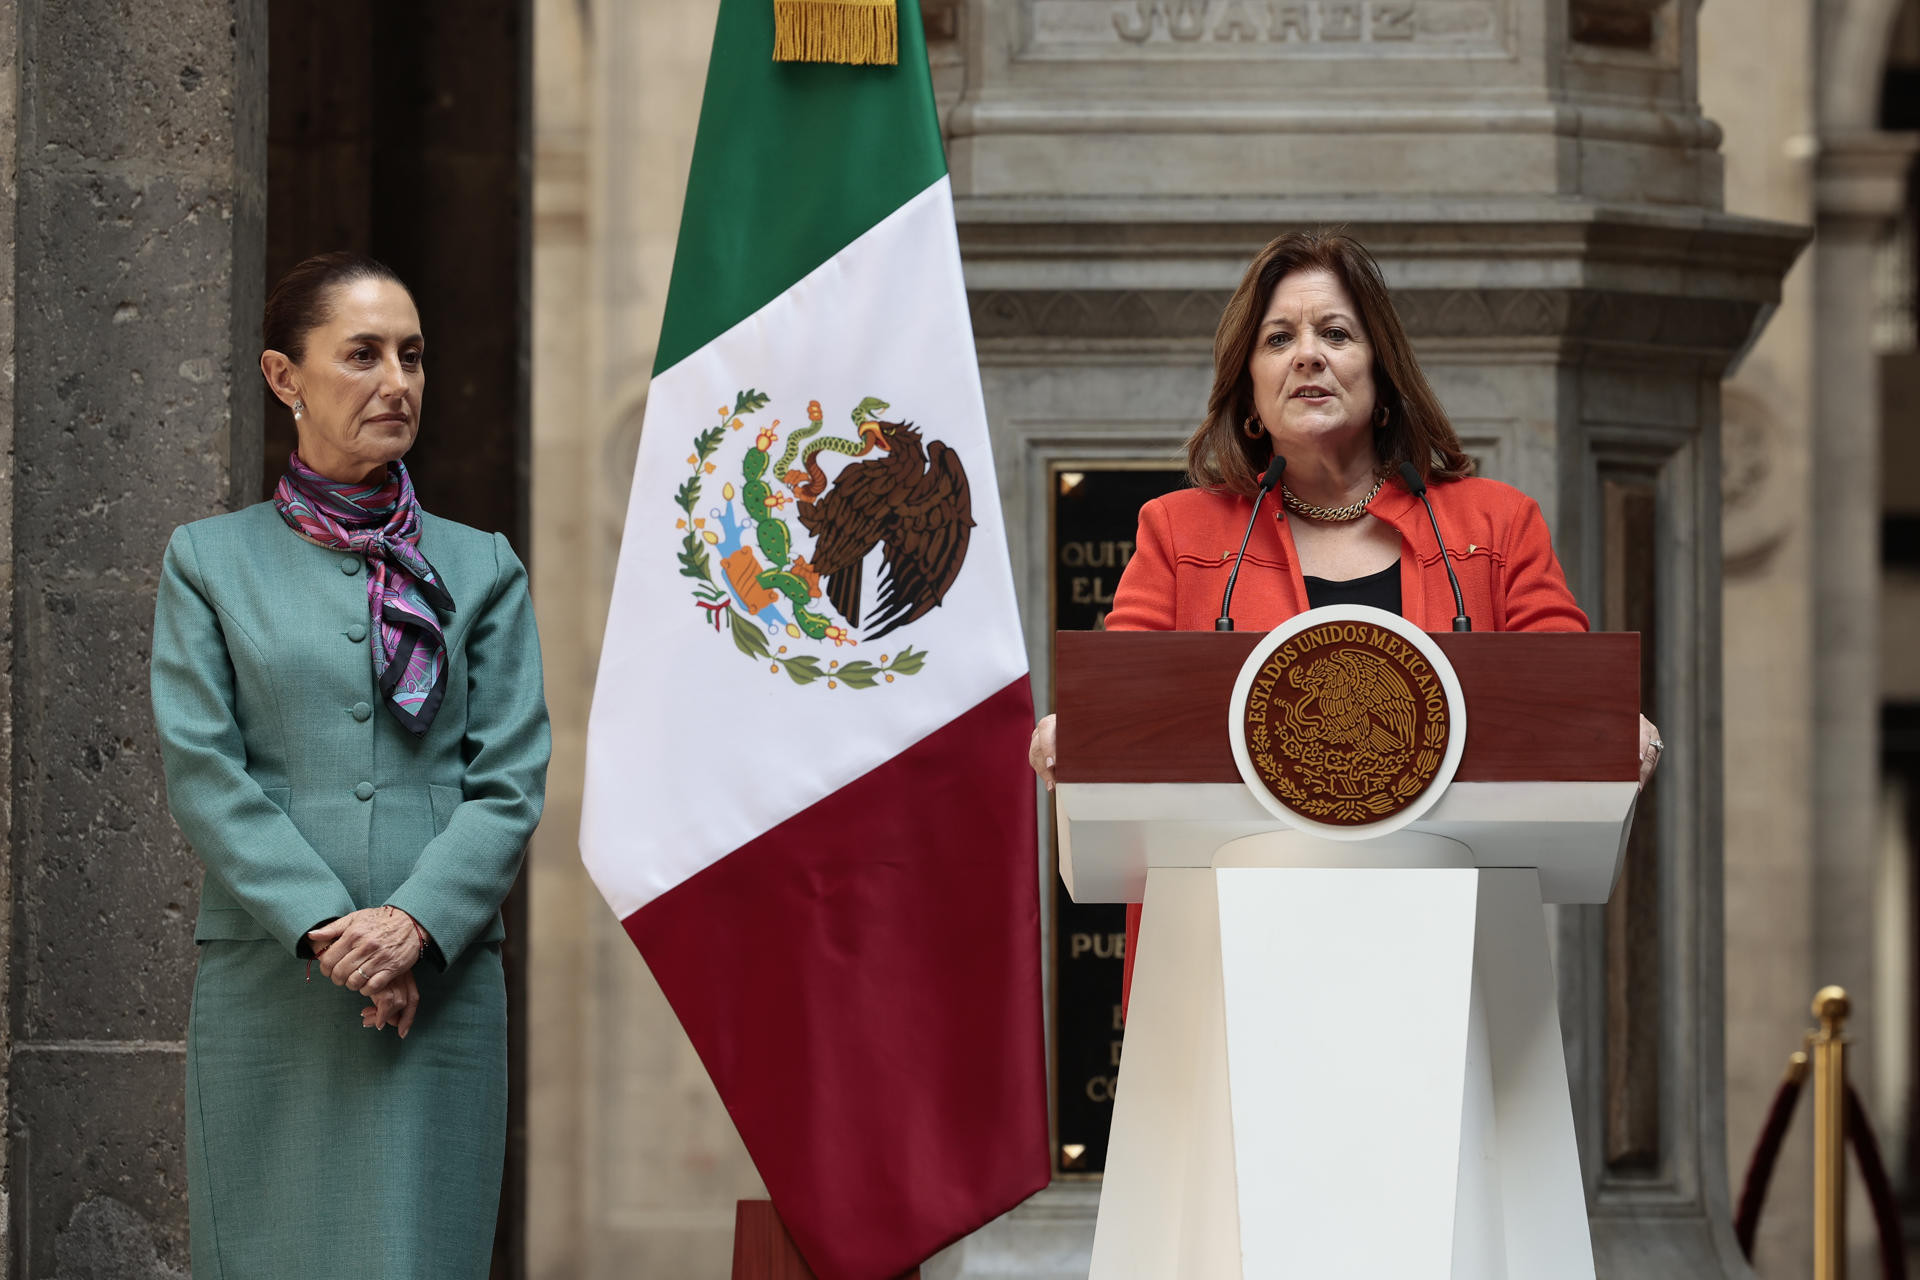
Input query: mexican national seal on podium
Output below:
<box><xmin>1230</xmin><ymin>604</ymin><xmax>1465</xmax><ymax>836</ymax></box>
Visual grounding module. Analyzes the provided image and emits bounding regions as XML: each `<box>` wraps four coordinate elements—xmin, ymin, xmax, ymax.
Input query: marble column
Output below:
<box><xmin>4</xmin><ymin>1</ymin><xmax>265</xmax><ymax>1276</ymax></box>
<box><xmin>926</xmin><ymin>1</ymin><xmax>1805</xmax><ymax>1276</ymax></box>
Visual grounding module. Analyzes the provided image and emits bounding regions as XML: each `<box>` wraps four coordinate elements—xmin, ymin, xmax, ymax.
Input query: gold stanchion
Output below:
<box><xmin>1812</xmin><ymin>985</ymin><xmax>1851</xmax><ymax>1280</ymax></box>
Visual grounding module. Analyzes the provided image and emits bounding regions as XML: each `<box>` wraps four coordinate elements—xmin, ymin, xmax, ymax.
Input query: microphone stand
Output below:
<box><xmin>1397</xmin><ymin>461</ymin><xmax>1472</xmax><ymax>632</ymax></box>
<box><xmin>1216</xmin><ymin>455</ymin><xmax>1287</xmax><ymax>632</ymax></box>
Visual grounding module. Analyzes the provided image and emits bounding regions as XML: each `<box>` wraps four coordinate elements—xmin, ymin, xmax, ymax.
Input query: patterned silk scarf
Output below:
<box><xmin>272</xmin><ymin>454</ymin><xmax>456</xmax><ymax>735</ymax></box>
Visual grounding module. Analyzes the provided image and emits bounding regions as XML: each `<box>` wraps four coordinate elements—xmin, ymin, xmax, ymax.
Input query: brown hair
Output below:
<box><xmin>261</xmin><ymin>251</ymin><xmax>410</xmax><ymax>365</ymax></box>
<box><xmin>1186</xmin><ymin>229</ymin><xmax>1471</xmax><ymax>495</ymax></box>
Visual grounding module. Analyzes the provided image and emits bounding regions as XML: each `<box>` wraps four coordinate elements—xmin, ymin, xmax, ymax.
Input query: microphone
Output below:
<box><xmin>1215</xmin><ymin>454</ymin><xmax>1287</xmax><ymax>632</ymax></box>
<box><xmin>1397</xmin><ymin>461</ymin><xmax>1471</xmax><ymax>632</ymax></box>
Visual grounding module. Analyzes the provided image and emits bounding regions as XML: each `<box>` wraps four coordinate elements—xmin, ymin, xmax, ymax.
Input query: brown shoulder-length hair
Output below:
<box><xmin>1186</xmin><ymin>229</ymin><xmax>1471</xmax><ymax>496</ymax></box>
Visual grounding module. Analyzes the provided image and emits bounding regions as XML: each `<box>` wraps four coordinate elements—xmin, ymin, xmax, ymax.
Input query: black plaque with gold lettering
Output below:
<box><xmin>1049</xmin><ymin>463</ymin><xmax>1187</xmax><ymax>1174</ymax></box>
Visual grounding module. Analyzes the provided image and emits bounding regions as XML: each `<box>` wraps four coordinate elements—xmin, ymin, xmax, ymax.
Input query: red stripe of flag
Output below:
<box><xmin>626</xmin><ymin>678</ymin><xmax>1049</xmax><ymax>1279</ymax></box>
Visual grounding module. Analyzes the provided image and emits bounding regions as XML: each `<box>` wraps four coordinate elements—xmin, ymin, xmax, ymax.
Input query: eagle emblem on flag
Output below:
<box><xmin>673</xmin><ymin>388</ymin><xmax>975</xmax><ymax>687</ymax></box>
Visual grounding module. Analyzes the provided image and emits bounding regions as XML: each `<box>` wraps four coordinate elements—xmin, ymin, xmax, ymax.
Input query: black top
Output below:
<box><xmin>1302</xmin><ymin>561</ymin><xmax>1402</xmax><ymax>614</ymax></box>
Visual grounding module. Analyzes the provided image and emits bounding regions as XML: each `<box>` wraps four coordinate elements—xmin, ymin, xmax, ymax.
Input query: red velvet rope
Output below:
<box><xmin>1735</xmin><ymin>1068</ymin><xmax>1804</xmax><ymax>1258</ymax></box>
<box><xmin>1732</xmin><ymin>1062</ymin><xmax>1908</xmax><ymax>1278</ymax></box>
<box><xmin>1845</xmin><ymin>1084</ymin><xmax>1908</xmax><ymax>1280</ymax></box>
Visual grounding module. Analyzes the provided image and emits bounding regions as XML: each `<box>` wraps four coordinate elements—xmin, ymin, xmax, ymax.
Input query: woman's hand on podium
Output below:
<box><xmin>1029</xmin><ymin>714</ymin><xmax>1058</xmax><ymax>791</ymax></box>
<box><xmin>1638</xmin><ymin>713</ymin><xmax>1664</xmax><ymax>790</ymax></box>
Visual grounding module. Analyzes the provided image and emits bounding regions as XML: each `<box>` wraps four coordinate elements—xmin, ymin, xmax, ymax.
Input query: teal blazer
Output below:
<box><xmin>151</xmin><ymin>501</ymin><xmax>550</xmax><ymax>965</ymax></box>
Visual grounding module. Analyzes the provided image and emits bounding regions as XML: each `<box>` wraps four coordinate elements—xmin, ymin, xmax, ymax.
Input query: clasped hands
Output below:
<box><xmin>308</xmin><ymin>905</ymin><xmax>430</xmax><ymax>1039</ymax></box>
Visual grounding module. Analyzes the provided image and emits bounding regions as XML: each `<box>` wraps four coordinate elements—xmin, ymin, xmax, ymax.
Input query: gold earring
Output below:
<box><xmin>1242</xmin><ymin>415</ymin><xmax>1263</xmax><ymax>440</ymax></box>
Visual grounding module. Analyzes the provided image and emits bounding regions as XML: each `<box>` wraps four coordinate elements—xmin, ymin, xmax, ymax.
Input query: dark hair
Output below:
<box><xmin>261</xmin><ymin>252</ymin><xmax>410</xmax><ymax>365</ymax></box>
<box><xmin>1187</xmin><ymin>229</ymin><xmax>1471</xmax><ymax>496</ymax></box>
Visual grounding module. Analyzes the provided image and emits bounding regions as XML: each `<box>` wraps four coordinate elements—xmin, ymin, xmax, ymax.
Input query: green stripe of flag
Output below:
<box><xmin>653</xmin><ymin>0</ymin><xmax>949</xmax><ymax>377</ymax></box>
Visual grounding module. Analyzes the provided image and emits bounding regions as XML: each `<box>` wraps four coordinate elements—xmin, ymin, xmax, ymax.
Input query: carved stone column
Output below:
<box><xmin>6</xmin><ymin>1</ymin><xmax>266</xmax><ymax>1275</ymax></box>
<box><xmin>926</xmin><ymin>2</ymin><xmax>1806</xmax><ymax>1276</ymax></box>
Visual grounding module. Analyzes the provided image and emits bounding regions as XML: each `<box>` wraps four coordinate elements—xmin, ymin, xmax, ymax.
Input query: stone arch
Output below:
<box><xmin>1825</xmin><ymin>0</ymin><xmax>1916</xmax><ymax>127</ymax></box>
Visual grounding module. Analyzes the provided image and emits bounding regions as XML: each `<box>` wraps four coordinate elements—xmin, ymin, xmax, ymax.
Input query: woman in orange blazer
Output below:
<box><xmin>1028</xmin><ymin>229</ymin><xmax>1662</xmax><ymax>1010</ymax></box>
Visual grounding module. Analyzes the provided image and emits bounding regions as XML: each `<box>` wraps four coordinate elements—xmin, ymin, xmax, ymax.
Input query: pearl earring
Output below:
<box><xmin>293</xmin><ymin>399</ymin><xmax>305</xmax><ymax>420</ymax></box>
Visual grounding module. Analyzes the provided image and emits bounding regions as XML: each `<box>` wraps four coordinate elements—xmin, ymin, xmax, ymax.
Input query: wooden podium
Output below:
<box><xmin>1055</xmin><ymin>621</ymin><xmax>1639</xmax><ymax>1280</ymax></box>
<box><xmin>730</xmin><ymin>1200</ymin><xmax>922</xmax><ymax>1280</ymax></box>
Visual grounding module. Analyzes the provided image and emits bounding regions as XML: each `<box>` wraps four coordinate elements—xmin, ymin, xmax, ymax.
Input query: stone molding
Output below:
<box><xmin>954</xmin><ymin>196</ymin><xmax>1801</xmax><ymax>266</ymax></box>
<box><xmin>1814</xmin><ymin>130</ymin><xmax>1920</xmax><ymax>234</ymax></box>
<box><xmin>1030</xmin><ymin>0</ymin><xmax>1509</xmax><ymax>56</ymax></box>
<box><xmin>968</xmin><ymin>285</ymin><xmax>1768</xmax><ymax>355</ymax></box>
<box><xmin>956</xmin><ymin>200</ymin><xmax>1807</xmax><ymax>367</ymax></box>
<box><xmin>946</xmin><ymin>98</ymin><xmax>1722</xmax><ymax>147</ymax></box>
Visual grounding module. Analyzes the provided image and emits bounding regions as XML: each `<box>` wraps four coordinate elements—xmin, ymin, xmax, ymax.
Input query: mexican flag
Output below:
<box><xmin>578</xmin><ymin>2</ymin><xmax>1050</xmax><ymax>1277</ymax></box>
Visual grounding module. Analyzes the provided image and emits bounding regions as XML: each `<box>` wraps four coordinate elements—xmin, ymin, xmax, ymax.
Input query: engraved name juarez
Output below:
<box><xmin>1243</xmin><ymin>620</ymin><xmax>1450</xmax><ymax>825</ymax></box>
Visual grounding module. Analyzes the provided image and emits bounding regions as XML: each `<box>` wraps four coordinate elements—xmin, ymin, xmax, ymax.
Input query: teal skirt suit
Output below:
<box><xmin>151</xmin><ymin>501</ymin><xmax>550</xmax><ymax>1278</ymax></box>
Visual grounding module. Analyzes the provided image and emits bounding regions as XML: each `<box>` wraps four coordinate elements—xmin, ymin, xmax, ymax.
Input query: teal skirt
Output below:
<box><xmin>186</xmin><ymin>940</ymin><xmax>506</xmax><ymax>1279</ymax></box>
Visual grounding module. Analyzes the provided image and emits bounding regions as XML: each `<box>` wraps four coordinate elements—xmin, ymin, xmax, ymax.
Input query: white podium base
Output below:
<box><xmin>1090</xmin><ymin>841</ymin><xmax>1594</xmax><ymax>1280</ymax></box>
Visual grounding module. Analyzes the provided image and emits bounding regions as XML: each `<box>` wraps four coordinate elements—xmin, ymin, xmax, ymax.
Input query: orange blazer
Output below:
<box><xmin>1106</xmin><ymin>475</ymin><xmax>1588</xmax><ymax>635</ymax></box>
<box><xmin>1107</xmin><ymin>475</ymin><xmax>1589</xmax><ymax>1012</ymax></box>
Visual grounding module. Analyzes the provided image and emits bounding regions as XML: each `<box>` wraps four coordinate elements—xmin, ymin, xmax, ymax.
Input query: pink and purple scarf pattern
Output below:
<box><xmin>272</xmin><ymin>454</ymin><xmax>456</xmax><ymax>735</ymax></box>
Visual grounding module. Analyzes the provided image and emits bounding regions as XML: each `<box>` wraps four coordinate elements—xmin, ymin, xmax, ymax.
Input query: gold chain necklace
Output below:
<box><xmin>1281</xmin><ymin>475</ymin><xmax>1386</xmax><ymax>522</ymax></box>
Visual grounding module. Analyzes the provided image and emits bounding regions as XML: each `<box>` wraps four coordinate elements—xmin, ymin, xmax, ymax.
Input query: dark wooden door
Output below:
<box><xmin>266</xmin><ymin>4</ymin><xmax>533</xmax><ymax>1274</ymax></box>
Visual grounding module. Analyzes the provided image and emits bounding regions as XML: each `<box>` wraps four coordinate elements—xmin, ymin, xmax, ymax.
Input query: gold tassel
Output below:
<box><xmin>773</xmin><ymin>0</ymin><xmax>899</xmax><ymax>65</ymax></box>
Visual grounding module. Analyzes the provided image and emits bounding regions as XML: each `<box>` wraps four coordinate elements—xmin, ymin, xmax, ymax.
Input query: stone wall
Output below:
<box><xmin>0</xmin><ymin>0</ymin><xmax>17</xmax><ymax>1258</ymax></box>
<box><xmin>5</xmin><ymin>1</ymin><xmax>265</xmax><ymax>1275</ymax></box>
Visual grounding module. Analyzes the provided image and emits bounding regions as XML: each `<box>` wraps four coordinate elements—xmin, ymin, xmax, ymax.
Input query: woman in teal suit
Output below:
<box><xmin>151</xmin><ymin>252</ymin><xmax>550</xmax><ymax>1278</ymax></box>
